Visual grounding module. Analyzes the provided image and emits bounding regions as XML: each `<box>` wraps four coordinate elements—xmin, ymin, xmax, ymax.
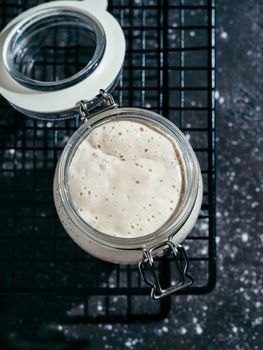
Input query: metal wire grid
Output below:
<box><xmin>0</xmin><ymin>0</ymin><xmax>216</xmax><ymax>321</ymax></box>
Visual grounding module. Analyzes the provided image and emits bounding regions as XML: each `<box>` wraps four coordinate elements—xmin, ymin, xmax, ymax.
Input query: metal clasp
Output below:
<box><xmin>79</xmin><ymin>89</ymin><xmax>118</xmax><ymax>121</ymax></box>
<box><xmin>138</xmin><ymin>241</ymin><xmax>193</xmax><ymax>300</ymax></box>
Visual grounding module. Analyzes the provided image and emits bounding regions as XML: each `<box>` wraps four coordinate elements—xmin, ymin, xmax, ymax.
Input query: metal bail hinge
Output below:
<box><xmin>79</xmin><ymin>89</ymin><xmax>118</xmax><ymax>121</ymax></box>
<box><xmin>138</xmin><ymin>242</ymin><xmax>193</xmax><ymax>300</ymax></box>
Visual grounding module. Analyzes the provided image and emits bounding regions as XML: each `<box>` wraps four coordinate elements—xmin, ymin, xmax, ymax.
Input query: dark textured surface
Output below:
<box><xmin>0</xmin><ymin>0</ymin><xmax>262</xmax><ymax>350</ymax></box>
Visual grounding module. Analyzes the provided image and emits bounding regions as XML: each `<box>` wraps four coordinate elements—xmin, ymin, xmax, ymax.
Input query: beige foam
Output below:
<box><xmin>68</xmin><ymin>119</ymin><xmax>185</xmax><ymax>238</ymax></box>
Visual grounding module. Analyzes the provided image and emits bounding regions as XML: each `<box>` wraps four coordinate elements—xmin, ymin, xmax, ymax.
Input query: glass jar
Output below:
<box><xmin>53</xmin><ymin>92</ymin><xmax>203</xmax><ymax>299</ymax></box>
<box><xmin>0</xmin><ymin>1</ymin><xmax>203</xmax><ymax>299</ymax></box>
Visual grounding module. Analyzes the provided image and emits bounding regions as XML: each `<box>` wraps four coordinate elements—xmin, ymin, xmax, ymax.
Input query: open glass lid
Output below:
<box><xmin>0</xmin><ymin>0</ymin><xmax>125</xmax><ymax>120</ymax></box>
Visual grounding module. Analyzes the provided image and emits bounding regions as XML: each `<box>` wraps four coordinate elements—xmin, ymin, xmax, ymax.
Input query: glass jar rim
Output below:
<box><xmin>57</xmin><ymin>107</ymin><xmax>200</xmax><ymax>250</ymax></box>
<box><xmin>3</xmin><ymin>7</ymin><xmax>106</xmax><ymax>91</ymax></box>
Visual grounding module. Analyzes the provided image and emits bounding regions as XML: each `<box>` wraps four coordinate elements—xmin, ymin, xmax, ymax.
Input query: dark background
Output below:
<box><xmin>0</xmin><ymin>0</ymin><xmax>262</xmax><ymax>349</ymax></box>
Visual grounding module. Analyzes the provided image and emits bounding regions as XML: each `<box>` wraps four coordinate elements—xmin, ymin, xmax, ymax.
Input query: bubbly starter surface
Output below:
<box><xmin>68</xmin><ymin>120</ymin><xmax>185</xmax><ymax>238</ymax></box>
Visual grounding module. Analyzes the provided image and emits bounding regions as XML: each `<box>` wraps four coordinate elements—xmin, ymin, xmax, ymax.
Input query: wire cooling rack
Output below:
<box><xmin>0</xmin><ymin>0</ymin><xmax>216</xmax><ymax>321</ymax></box>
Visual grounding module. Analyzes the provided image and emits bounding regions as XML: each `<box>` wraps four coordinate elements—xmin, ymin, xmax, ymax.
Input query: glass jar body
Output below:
<box><xmin>53</xmin><ymin>107</ymin><xmax>203</xmax><ymax>264</ymax></box>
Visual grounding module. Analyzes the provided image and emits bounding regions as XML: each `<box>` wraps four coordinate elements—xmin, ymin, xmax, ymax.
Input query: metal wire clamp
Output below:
<box><xmin>79</xmin><ymin>89</ymin><xmax>118</xmax><ymax>121</ymax></box>
<box><xmin>138</xmin><ymin>241</ymin><xmax>193</xmax><ymax>300</ymax></box>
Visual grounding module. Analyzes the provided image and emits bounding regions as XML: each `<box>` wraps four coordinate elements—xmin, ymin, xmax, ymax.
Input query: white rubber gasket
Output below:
<box><xmin>0</xmin><ymin>0</ymin><xmax>125</xmax><ymax>115</ymax></box>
